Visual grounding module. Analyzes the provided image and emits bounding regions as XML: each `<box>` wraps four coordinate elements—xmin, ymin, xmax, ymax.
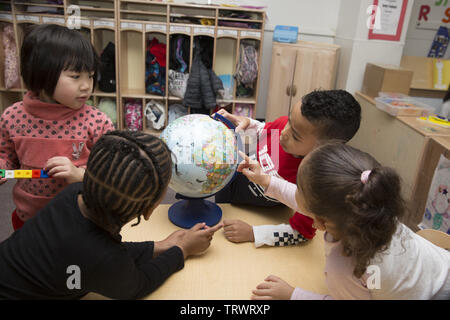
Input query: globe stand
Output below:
<box><xmin>168</xmin><ymin>196</ymin><xmax>222</xmax><ymax>229</ymax></box>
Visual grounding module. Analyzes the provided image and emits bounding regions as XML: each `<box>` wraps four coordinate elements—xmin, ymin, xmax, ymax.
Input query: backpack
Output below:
<box><xmin>146</xmin><ymin>37</ymin><xmax>166</xmax><ymax>96</ymax></box>
<box><xmin>98</xmin><ymin>42</ymin><xmax>116</xmax><ymax>93</ymax></box>
<box><xmin>235</xmin><ymin>43</ymin><xmax>258</xmax><ymax>86</ymax></box>
<box><xmin>144</xmin><ymin>100</ymin><xmax>165</xmax><ymax>130</ymax></box>
<box><xmin>124</xmin><ymin>99</ymin><xmax>142</xmax><ymax>131</ymax></box>
<box><xmin>2</xmin><ymin>23</ymin><xmax>20</xmax><ymax>89</ymax></box>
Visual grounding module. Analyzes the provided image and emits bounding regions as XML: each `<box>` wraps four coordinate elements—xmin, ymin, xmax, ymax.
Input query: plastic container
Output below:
<box><xmin>374</xmin><ymin>96</ymin><xmax>434</xmax><ymax>117</ymax></box>
<box><xmin>273</xmin><ymin>25</ymin><xmax>298</xmax><ymax>43</ymax></box>
<box><xmin>378</xmin><ymin>92</ymin><xmax>410</xmax><ymax>99</ymax></box>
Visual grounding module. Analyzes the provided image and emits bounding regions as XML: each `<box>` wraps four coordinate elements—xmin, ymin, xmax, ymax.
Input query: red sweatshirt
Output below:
<box><xmin>257</xmin><ymin>116</ymin><xmax>316</xmax><ymax>239</ymax></box>
<box><xmin>0</xmin><ymin>91</ymin><xmax>115</xmax><ymax>222</ymax></box>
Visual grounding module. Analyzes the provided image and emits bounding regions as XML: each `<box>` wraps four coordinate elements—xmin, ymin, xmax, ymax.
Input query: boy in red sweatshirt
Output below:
<box><xmin>215</xmin><ymin>90</ymin><xmax>361</xmax><ymax>247</ymax></box>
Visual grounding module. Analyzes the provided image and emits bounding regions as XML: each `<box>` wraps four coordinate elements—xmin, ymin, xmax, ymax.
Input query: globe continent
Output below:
<box><xmin>160</xmin><ymin>114</ymin><xmax>238</xmax><ymax>198</ymax></box>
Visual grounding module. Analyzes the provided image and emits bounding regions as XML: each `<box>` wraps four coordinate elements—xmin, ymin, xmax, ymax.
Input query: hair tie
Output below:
<box><xmin>361</xmin><ymin>170</ymin><xmax>371</xmax><ymax>184</ymax></box>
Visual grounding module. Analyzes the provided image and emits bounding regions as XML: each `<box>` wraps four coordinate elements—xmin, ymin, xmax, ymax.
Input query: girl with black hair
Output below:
<box><xmin>236</xmin><ymin>142</ymin><xmax>449</xmax><ymax>299</ymax></box>
<box><xmin>0</xmin><ymin>24</ymin><xmax>115</xmax><ymax>230</ymax></box>
<box><xmin>0</xmin><ymin>130</ymin><xmax>222</xmax><ymax>299</ymax></box>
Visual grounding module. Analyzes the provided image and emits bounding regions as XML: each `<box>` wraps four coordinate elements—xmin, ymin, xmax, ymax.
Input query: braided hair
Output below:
<box><xmin>82</xmin><ymin>130</ymin><xmax>172</xmax><ymax>235</ymax></box>
<box><xmin>298</xmin><ymin>141</ymin><xmax>406</xmax><ymax>278</ymax></box>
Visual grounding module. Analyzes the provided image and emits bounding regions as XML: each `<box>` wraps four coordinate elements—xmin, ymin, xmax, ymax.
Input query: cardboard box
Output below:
<box><xmin>361</xmin><ymin>63</ymin><xmax>413</xmax><ymax>98</ymax></box>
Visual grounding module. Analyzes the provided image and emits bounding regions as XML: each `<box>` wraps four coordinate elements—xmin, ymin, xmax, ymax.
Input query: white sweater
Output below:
<box><xmin>264</xmin><ymin>176</ymin><xmax>450</xmax><ymax>299</ymax></box>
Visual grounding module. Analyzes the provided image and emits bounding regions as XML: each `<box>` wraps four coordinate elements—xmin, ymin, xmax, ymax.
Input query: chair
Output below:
<box><xmin>416</xmin><ymin>229</ymin><xmax>450</xmax><ymax>250</ymax></box>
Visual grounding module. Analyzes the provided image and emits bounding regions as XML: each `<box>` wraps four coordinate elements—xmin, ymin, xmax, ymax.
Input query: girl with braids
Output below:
<box><xmin>233</xmin><ymin>142</ymin><xmax>449</xmax><ymax>300</ymax></box>
<box><xmin>0</xmin><ymin>130</ymin><xmax>222</xmax><ymax>299</ymax></box>
<box><xmin>0</xmin><ymin>24</ymin><xmax>115</xmax><ymax>230</ymax></box>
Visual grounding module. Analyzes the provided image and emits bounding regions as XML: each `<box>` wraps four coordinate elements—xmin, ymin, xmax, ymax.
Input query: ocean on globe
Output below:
<box><xmin>160</xmin><ymin>114</ymin><xmax>239</xmax><ymax>198</ymax></box>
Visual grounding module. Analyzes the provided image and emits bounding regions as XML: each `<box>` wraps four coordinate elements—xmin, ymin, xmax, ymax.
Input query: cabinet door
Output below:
<box><xmin>265</xmin><ymin>44</ymin><xmax>296</xmax><ymax>122</ymax></box>
<box><xmin>290</xmin><ymin>46</ymin><xmax>338</xmax><ymax>108</ymax></box>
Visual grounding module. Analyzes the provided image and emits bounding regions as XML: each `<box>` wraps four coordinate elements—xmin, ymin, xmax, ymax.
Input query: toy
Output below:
<box><xmin>0</xmin><ymin>169</ymin><xmax>49</xmax><ymax>179</ymax></box>
<box><xmin>418</xmin><ymin>115</ymin><xmax>450</xmax><ymax>128</ymax></box>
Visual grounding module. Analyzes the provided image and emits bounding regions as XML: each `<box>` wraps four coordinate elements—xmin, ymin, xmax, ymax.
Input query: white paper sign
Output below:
<box><xmin>146</xmin><ymin>24</ymin><xmax>166</xmax><ymax>32</ymax></box>
<box><xmin>121</xmin><ymin>22</ymin><xmax>143</xmax><ymax>30</ymax></box>
<box><xmin>194</xmin><ymin>27</ymin><xmax>214</xmax><ymax>35</ymax></box>
<box><xmin>170</xmin><ymin>25</ymin><xmax>191</xmax><ymax>33</ymax></box>
<box><xmin>240</xmin><ymin>31</ymin><xmax>261</xmax><ymax>39</ymax></box>
<box><xmin>370</xmin><ymin>0</ymin><xmax>404</xmax><ymax>36</ymax></box>
<box><xmin>0</xmin><ymin>14</ymin><xmax>13</xmax><ymax>21</ymax></box>
<box><xmin>43</xmin><ymin>17</ymin><xmax>65</xmax><ymax>25</ymax></box>
<box><xmin>16</xmin><ymin>15</ymin><xmax>40</xmax><ymax>23</ymax></box>
<box><xmin>94</xmin><ymin>20</ymin><xmax>115</xmax><ymax>28</ymax></box>
<box><xmin>218</xmin><ymin>29</ymin><xmax>238</xmax><ymax>37</ymax></box>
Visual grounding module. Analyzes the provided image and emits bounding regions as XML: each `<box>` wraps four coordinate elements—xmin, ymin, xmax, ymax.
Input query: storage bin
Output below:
<box><xmin>374</xmin><ymin>96</ymin><xmax>434</xmax><ymax>117</ymax></box>
<box><xmin>378</xmin><ymin>92</ymin><xmax>410</xmax><ymax>99</ymax></box>
<box><xmin>273</xmin><ymin>25</ymin><xmax>298</xmax><ymax>43</ymax></box>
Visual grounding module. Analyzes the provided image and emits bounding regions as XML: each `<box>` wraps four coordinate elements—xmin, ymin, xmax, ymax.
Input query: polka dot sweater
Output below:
<box><xmin>0</xmin><ymin>91</ymin><xmax>115</xmax><ymax>222</ymax></box>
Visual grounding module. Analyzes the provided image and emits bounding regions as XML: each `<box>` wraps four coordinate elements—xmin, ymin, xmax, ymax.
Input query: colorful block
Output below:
<box><xmin>14</xmin><ymin>170</ymin><xmax>32</xmax><ymax>178</ymax></box>
<box><xmin>40</xmin><ymin>170</ymin><xmax>49</xmax><ymax>178</ymax></box>
<box><xmin>0</xmin><ymin>169</ymin><xmax>4</xmax><ymax>178</ymax></box>
<box><xmin>5</xmin><ymin>170</ymin><xmax>14</xmax><ymax>179</ymax></box>
<box><xmin>32</xmin><ymin>170</ymin><xmax>41</xmax><ymax>178</ymax></box>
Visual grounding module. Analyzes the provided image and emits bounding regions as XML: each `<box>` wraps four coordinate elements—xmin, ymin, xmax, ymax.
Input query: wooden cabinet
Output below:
<box><xmin>0</xmin><ymin>0</ymin><xmax>266</xmax><ymax>134</ymax></box>
<box><xmin>265</xmin><ymin>41</ymin><xmax>339</xmax><ymax>122</ymax></box>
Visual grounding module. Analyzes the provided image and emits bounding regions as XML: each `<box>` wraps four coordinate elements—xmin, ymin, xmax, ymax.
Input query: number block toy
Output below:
<box><xmin>0</xmin><ymin>169</ymin><xmax>49</xmax><ymax>179</ymax></box>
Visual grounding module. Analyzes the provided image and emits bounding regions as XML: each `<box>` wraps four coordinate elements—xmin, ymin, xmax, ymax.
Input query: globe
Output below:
<box><xmin>160</xmin><ymin>113</ymin><xmax>242</xmax><ymax>228</ymax></box>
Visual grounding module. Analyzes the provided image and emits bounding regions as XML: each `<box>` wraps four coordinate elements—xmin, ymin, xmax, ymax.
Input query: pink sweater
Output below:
<box><xmin>0</xmin><ymin>91</ymin><xmax>115</xmax><ymax>221</ymax></box>
<box><xmin>265</xmin><ymin>176</ymin><xmax>450</xmax><ymax>300</ymax></box>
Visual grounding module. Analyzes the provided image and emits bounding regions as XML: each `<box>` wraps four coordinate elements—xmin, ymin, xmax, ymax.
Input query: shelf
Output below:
<box><xmin>143</xmin><ymin>127</ymin><xmax>164</xmax><ymax>136</ymax></box>
<box><xmin>122</xmin><ymin>89</ymin><xmax>166</xmax><ymax>100</ymax></box>
<box><xmin>218</xmin><ymin>17</ymin><xmax>263</xmax><ymax>23</ymax></box>
<box><xmin>92</xmin><ymin>90</ymin><xmax>116</xmax><ymax>97</ymax></box>
<box><xmin>0</xmin><ymin>88</ymin><xmax>25</xmax><ymax>93</ymax></box>
<box><xmin>13</xmin><ymin>2</ymin><xmax>64</xmax><ymax>9</ymax></box>
<box><xmin>120</xmin><ymin>10</ymin><xmax>166</xmax><ymax>16</ymax></box>
<box><xmin>0</xmin><ymin>0</ymin><xmax>265</xmax><ymax>131</ymax></box>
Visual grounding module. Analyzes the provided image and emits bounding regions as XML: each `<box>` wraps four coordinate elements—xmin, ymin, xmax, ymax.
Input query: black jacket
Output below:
<box><xmin>183</xmin><ymin>40</ymin><xmax>223</xmax><ymax>110</ymax></box>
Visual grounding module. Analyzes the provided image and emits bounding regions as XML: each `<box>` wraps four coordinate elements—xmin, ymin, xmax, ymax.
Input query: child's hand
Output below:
<box><xmin>238</xmin><ymin>151</ymin><xmax>271</xmax><ymax>189</ymax></box>
<box><xmin>0</xmin><ymin>177</ymin><xmax>7</xmax><ymax>185</ymax></box>
<box><xmin>154</xmin><ymin>230</ymin><xmax>186</xmax><ymax>258</ymax></box>
<box><xmin>45</xmin><ymin>156</ymin><xmax>85</xmax><ymax>184</ymax></box>
<box><xmin>176</xmin><ymin>222</ymin><xmax>223</xmax><ymax>259</ymax></box>
<box><xmin>213</xmin><ymin>109</ymin><xmax>250</xmax><ymax>133</ymax></box>
<box><xmin>251</xmin><ymin>275</ymin><xmax>295</xmax><ymax>300</ymax></box>
<box><xmin>223</xmin><ymin>219</ymin><xmax>255</xmax><ymax>243</ymax></box>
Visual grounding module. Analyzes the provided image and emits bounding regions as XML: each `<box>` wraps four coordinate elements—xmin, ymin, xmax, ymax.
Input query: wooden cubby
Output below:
<box><xmin>0</xmin><ymin>1</ymin><xmax>265</xmax><ymax>135</ymax></box>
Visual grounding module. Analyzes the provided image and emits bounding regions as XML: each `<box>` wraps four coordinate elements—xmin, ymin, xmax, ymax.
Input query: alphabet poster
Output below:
<box><xmin>368</xmin><ymin>0</ymin><xmax>408</xmax><ymax>41</ymax></box>
<box><xmin>419</xmin><ymin>154</ymin><xmax>450</xmax><ymax>235</ymax></box>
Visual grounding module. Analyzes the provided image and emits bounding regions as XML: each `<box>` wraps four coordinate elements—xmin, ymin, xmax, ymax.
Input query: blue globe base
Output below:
<box><xmin>168</xmin><ymin>199</ymin><xmax>222</xmax><ymax>229</ymax></box>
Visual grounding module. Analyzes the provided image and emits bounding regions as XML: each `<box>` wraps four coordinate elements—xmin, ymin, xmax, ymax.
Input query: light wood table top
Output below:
<box><xmin>84</xmin><ymin>203</ymin><xmax>328</xmax><ymax>300</ymax></box>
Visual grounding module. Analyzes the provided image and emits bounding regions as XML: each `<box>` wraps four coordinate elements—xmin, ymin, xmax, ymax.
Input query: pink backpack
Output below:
<box><xmin>124</xmin><ymin>99</ymin><xmax>143</xmax><ymax>131</ymax></box>
<box><xmin>2</xmin><ymin>24</ymin><xmax>20</xmax><ymax>89</ymax></box>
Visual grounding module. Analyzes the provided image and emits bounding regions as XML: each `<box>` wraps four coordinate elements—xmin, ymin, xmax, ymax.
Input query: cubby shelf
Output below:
<box><xmin>0</xmin><ymin>0</ymin><xmax>265</xmax><ymax>134</ymax></box>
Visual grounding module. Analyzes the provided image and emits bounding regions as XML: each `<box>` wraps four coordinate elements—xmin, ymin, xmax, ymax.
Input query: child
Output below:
<box><xmin>215</xmin><ymin>90</ymin><xmax>361</xmax><ymax>247</ymax></box>
<box><xmin>0</xmin><ymin>130</ymin><xmax>223</xmax><ymax>299</ymax></box>
<box><xmin>240</xmin><ymin>142</ymin><xmax>449</xmax><ymax>299</ymax></box>
<box><xmin>0</xmin><ymin>24</ymin><xmax>115</xmax><ymax>230</ymax></box>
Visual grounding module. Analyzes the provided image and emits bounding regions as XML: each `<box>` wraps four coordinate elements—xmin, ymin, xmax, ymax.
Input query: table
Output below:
<box><xmin>350</xmin><ymin>92</ymin><xmax>450</xmax><ymax>228</ymax></box>
<box><xmin>84</xmin><ymin>203</ymin><xmax>328</xmax><ymax>300</ymax></box>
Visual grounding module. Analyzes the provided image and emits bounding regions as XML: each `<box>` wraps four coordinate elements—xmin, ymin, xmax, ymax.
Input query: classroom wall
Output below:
<box><xmin>335</xmin><ymin>0</ymin><xmax>415</xmax><ymax>95</ymax></box>
<box><xmin>403</xmin><ymin>0</ymin><xmax>450</xmax><ymax>113</ymax></box>
<box><xmin>403</xmin><ymin>0</ymin><xmax>450</xmax><ymax>59</ymax></box>
<box><xmin>173</xmin><ymin>0</ymin><xmax>340</xmax><ymax>119</ymax></box>
<box><xmin>174</xmin><ymin>0</ymin><xmax>443</xmax><ymax>119</ymax></box>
